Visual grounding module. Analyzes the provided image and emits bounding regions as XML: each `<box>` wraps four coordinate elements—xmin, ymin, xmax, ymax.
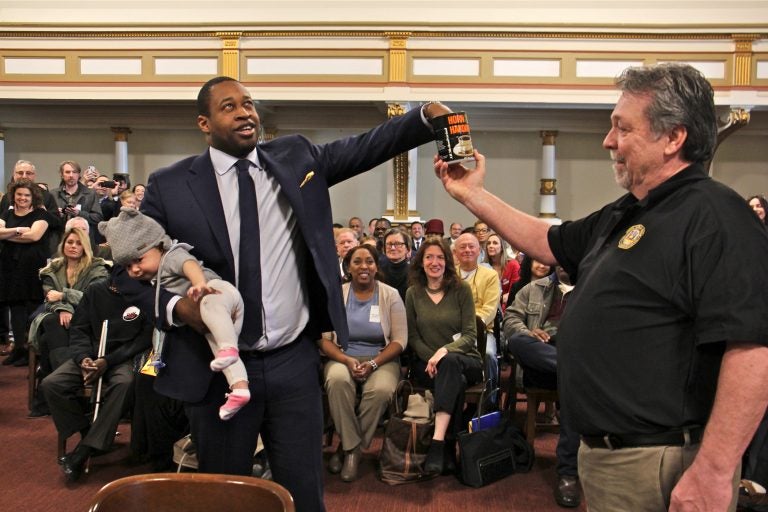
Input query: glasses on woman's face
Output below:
<box><xmin>386</xmin><ymin>242</ymin><xmax>406</xmax><ymax>249</ymax></box>
<box><xmin>475</xmin><ymin>228</ymin><xmax>489</xmax><ymax>234</ymax></box>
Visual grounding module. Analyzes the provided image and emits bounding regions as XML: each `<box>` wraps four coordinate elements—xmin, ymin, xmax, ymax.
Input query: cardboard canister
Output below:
<box><xmin>432</xmin><ymin>111</ymin><xmax>474</xmax><ymax>163</ymax></box>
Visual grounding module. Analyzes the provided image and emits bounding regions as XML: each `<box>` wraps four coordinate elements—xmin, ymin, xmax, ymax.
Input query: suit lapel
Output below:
<box><xmin>186</xmin><ymin>152</ymin><xmax>236</xmax><ymax>276</ymax></box>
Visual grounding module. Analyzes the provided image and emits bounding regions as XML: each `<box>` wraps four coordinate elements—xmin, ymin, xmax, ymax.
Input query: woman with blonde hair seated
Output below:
<box><xmin>27</xmin><ymin>226</ymin><xmax>110</xmax><ymax>416</ymax></box>
<box><xmin>319</xmin><ymin>244</ymin><xmax>407</xmax><ymax>482</ymax></box>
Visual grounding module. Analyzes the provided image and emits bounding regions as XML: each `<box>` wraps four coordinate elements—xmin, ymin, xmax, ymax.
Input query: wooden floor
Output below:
<box><xmin>0</xmin><ymin>362</ymin><xmax>585</xmax><ymax>512</ymax></box>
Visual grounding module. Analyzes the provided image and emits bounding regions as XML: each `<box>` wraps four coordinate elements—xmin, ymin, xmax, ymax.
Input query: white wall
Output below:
<box><xmin>4</xmin><ymin>121</ymin><xmax>766</xmax><ymax>229</ymax></box>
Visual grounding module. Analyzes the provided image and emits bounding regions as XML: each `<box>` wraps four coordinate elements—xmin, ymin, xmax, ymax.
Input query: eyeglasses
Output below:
<box><xmin>475</xmin><ymin>228</ymin><xmax>489</xmax><ymax>234</ymax></box>
<box><xmin>386</xmin><ymin>242</ymin><xmax>406</xmax><ymax>248</ymax></box>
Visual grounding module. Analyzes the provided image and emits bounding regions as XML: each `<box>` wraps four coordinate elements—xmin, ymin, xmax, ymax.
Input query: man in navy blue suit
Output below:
<box><xmin>121</xmin><ymin>76</ymin><xmax>450</xmax><ymax>511</ymax></box>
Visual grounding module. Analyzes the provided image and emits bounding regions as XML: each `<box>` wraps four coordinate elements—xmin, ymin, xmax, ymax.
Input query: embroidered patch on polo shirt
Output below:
<box><xmin>618</xmin><ymin>224</ymin><xmax>645</xmax><ymax>250</ymax></box>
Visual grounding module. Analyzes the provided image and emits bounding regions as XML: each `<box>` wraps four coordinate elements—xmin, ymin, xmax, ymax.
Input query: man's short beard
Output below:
<box><xmin>613</xmin><ymin>166</ymin><xmax>631</xmax><ymax>190</ymax></box>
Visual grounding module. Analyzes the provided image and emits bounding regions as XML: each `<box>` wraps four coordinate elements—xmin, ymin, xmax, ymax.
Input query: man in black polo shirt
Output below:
<box><xmin>436</xmin><ymin>63</ymin><xmax>768</xmax><ymax>511</ymax></box>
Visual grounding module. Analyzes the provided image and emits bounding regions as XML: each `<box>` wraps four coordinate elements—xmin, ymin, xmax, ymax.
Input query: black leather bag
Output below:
<box><xmin>457</xmin><ymin>388</ymin><xmax>534</xmax><ymax>487</ymax></box>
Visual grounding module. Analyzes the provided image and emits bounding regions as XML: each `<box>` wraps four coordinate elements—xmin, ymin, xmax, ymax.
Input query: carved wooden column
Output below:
<box><xmin>385</xmin><ymin>102</ymin><xmax>419</xmax><ymax>222</ymax></box>
<box><xmin>218</xmin><ymin>32</ymin><xmax>242</xmax><ymax>79</ymax></box>
<box><xmin>0</xmin><ymin>130</ymin><xmax>5</xmax><ymax>186</ymax></box>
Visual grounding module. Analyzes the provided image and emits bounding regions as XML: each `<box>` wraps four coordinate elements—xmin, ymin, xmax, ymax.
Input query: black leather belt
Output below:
<box><xmin>581</xmin><ymin>426</ymin><xmax>704</xmax><ymax>450</ymax></box>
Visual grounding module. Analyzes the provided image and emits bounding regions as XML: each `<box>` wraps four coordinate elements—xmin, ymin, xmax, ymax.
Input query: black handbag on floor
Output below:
<box><xmin>457</xmin><ymin>387</ymin><xmax>534</xmax><ymax>487</ymax></box>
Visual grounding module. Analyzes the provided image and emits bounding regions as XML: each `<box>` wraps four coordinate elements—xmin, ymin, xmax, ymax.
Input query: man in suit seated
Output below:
<box><xmin>503</xmin><ymin>266</ymin><xmax>580</xmax><ymax>508</ymax></box>
<box><xmin>41</xmin><ymin>276</ymin><xmax>152</xmax><ymax>482</ymax></box>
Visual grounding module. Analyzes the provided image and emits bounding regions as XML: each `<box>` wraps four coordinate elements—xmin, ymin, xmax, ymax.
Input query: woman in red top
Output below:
<box><xmin>484</xmin><ymin>233</ymin><xmax>520</xmax><ymax>309</ymax></box>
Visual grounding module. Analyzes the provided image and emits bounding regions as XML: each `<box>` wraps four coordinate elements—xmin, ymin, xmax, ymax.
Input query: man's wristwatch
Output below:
<box><xmin>368</xmin><ymin>359</ymin><xmax>378</xmax><ymax>371</ymax></box>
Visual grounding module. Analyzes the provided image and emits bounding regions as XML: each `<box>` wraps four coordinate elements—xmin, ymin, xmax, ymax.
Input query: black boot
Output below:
<box><xmin>2</xmin><ymin>345</ymin><xmax>26</xmax><ymax>366</ymax></box>
<box><xmin>425</xmin><ymin>440</ymin><xmax>445</xmax><ymax>475</ymax></box>
<box><xmin>443</xmin><ymin>438</ymin><xmax>457</xmax><ymax>475</ymax></box>
<box><xmin>61</xmin><ymin>443</ymin><xmax>92</xmax><ymax>482</ymax></box>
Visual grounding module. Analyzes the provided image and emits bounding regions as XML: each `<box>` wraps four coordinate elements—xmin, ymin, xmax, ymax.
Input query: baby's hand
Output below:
<box><xmin>187</xmin><ymin>283</ymin><xmax>213</xmax><ymax>302</ymax></box>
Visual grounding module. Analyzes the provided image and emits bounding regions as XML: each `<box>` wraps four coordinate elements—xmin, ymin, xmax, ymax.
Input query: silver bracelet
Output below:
<box><xmin>368</xmin><ymin>359</ymin><xmax>378</xmax><ymax>371</ymax></box>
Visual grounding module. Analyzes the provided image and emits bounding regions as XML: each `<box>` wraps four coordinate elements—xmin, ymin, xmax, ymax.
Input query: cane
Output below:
<box><xmin>85</xmin><ymin>319</ymin><xmax>108</xmax><ymax>474</ymax></box>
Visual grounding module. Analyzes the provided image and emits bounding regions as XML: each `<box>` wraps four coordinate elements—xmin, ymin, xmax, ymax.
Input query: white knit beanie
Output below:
<box><xmin>98</xmin><ymin>207</ymin><xmax>172</xmax><ymax>266</ymax></box>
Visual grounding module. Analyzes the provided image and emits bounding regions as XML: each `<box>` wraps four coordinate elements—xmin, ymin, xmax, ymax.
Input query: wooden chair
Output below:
<box><xmin>464</xmin><ymin>316</ymin><xmax>490</xmax><ymax>405</ymax></box>
<box><xmin>87</xmin><ymin>472</ymin><xmax>295</xmax><ymax>512</ymax></box>
<box><xmin>508</xmin><ymin>358</ymin><xmax>559</xmax><ymax>441</ymax></box>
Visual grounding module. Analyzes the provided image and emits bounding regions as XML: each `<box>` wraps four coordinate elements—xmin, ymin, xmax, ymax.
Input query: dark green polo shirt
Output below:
<box><xmin>548</xmin><ymin>163</ymin><xmax>768</xmax><ymax>436</ymax></box>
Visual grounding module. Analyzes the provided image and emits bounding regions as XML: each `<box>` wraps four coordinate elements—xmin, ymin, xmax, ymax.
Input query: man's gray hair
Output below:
<box><xmin>14</xmin><ymin>160</ymin><xmax>35</xmax><ymax>171</ymax></box>
<box><xmin>616</xmin><ymin>63</ymin><xmax>717</xmax><ymax>164</ymax></box>
<box><xmin>65</xmin><ymin>216</ymin><xmax>90</xmax><ymax>234</ymax></box>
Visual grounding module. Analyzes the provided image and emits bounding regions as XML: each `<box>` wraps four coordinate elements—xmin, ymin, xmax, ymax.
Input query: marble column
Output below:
<box><xmin>111</xmin><ymin>127</ymin><xmax>132</xmax><ymax>185</ymax></box>
<box><xmin>539</xmin><ymin>131</ymin><xmax>561</xmax><ymax>225</ymax></box>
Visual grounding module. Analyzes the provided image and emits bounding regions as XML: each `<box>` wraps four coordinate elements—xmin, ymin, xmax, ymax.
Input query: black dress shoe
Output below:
<box><xmin>554</xmin><ymin>475</ymin><xmax>581</xmax><ymax>508</ymax></box>
<box><xmin>2</xmin><ymin>352</ymin><xmax>20</xmax><ymax>365</ymax></box>
<box><xmin>61</xmin><ymin>445</ymin><xmax>91</xmax><ymax>483</ymax></box>
<box><xmin>424</xmin><ymin>440</ymin><xmax>445</xmax><ymax>475</ymax></box>
<box><xmin>27</xmin><ymin>409</ymin><xmax>51</xmax><ymax>419</ymax></box>
<box><xmin>12</xmin><ymin>356</ymin><xmax>29</xmax><ymax>367</ymax></box>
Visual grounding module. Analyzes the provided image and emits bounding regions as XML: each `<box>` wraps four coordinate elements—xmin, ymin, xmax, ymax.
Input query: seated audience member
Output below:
<box><xmin>484</xmin><ymin>233</ymin><xmax>520</xmax><ymax>308</ymax></box>
<box><xmin>118</xmin><ymin>190</ymin><xmax>137</xmax><ymax>209</ymax></box>
<box><xmin>373</xmin><ymin>218</ymin><xmax>391</xmax><ymax>252</ymax></box>
<box><xmin>359</xmin><ymin>235</ymin><xmax>377</xmax><ymax>248</ymax></box>
<box><xmin>367</xmin><ymin>217</ymin><xmax>378</xmax><ymax>237</ymax></box>
<box><xmin>335</xmin><ymin>227</ymin><xmax>359</xmax><ymax>277</ymax></box>
<box><xmin>132</xmin><ymin>184</ymin><xmax>146</xmax><ymax>210</ymax></box>
<box><xmin>424</xmin><ymin>218</ymin><xmax>445</xmax><ymax>240</ymax></box>
<box><xmin>446</xmin><ymin>222</ymin><xmax>462</xmax><ymax>249</ymax></box>
<box><xmin>65</xmin><ymin>216</ymin><xmax>111</xmax><ymax>260</ymax></box>
<box><xmin>406</xmin><ymin>239</ymin><xmax>481</xmax><ymax>476</ymax></box>
<box><xmin>379</xmin><ymin>228</ymin><xmax>412</xmax><ymax>301</ymax></box>
<box><xmin>347</xmin><ymin>216</ymin><xmax>364</xmax><ymax>240</ymax></box>
<box><xmin>748</xmin><ymin>195</ymin><xmax>768</xmax><ymax>227</ymax></box>
<box><xmin>508</xmin><ymin>254</ymin><xmax>551</xmax><ymax>303</ymax></box>
<box><xmin>319</xmin><ymin>245</ymin><xmax>406</xmax><ymax>482</ymax></box>
<box><xmin>503</xmin><ymin>266</ymin><xmax>580</xmax><ymax>508</ymax></box>
<box><xmin>0</xmin><ymin>180</ymin><xmax>52</xmax><ymax>367</ymax></box>
<box><xmin>472</xmin><ymin>220</ymin><xmax>491</xmax><ymax>263</ymax></box>
<box><xmin>453</xmin><ymin>233</ymin><xmax>502</xmax><ymax>406</ymax></box>
<box><xmin>410</xmin><ymin>221</ymin><xmax>425</xmax><ymax>251</ymax></box>
<box><xmin>41</xmin><ymin>276</ymin><xmax>152</xmax><ymax>482</ymax></box>
<box><xmin>27</xmin><ymin>226</ymin><xmax>110</xmax><ymax>417</ymax></box>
